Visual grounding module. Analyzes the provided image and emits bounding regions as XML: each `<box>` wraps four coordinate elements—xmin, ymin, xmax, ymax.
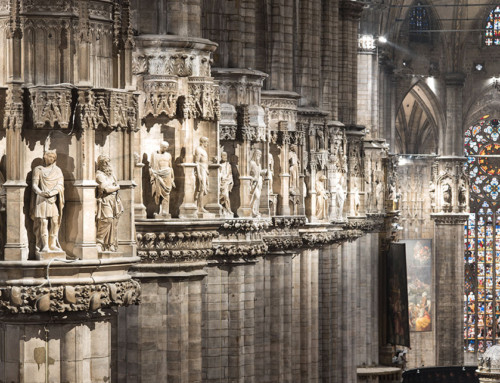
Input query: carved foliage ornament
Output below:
<box><xmin>3</xmin><ymin>85</ymin><xmax>23</xmax><ymax>130</ymax></box>
<box><xmin>78</xmin><ymin>89</ymin><xmax>138</xmax><ymax>131</ymax></box>
<box><xmin>237</xmin><ymin>105</ymin><xmax>267</xmax><ymax>142</ymax></box>
<box><xmin>29</xmin><ymin>87</ymin><xmax>73</xmax><ymax>129</ymax></box>
<box><xmin>143</xmin><ymin>78</ymin><xmax>178</xmax><ymax>119</ymax></box>
<box><xmin>136</xmin><ymin>231</ymin><xmax>219</xmax><ymax>262</ymax></box>
<box><xmin>133</xmin><ymin>53</ymin><xmax>199</xmax><ymax>77</ymax></box>
<box><xmin>181</xmin><ymin>79</ymin><xmax>220</xmax><ymax>121</ymax></box>
<box><xmin>0</xmin><ymin>280</ymin><xmax>140</xmax><ymax>314</ymax></box>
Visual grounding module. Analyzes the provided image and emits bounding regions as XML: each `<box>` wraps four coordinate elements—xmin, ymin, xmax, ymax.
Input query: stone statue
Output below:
<box><xmin>31</xmin><ymin>150</ymin><xmax>64</xmax><ymax>254</ymax></box>
<box><xmin>316</xmin><ymin>175</ymin><xmax>328</xmax><ymax>220</ymax></box>
<box><xmin>375</xmin><ymin>178</ymin><xmax>383</xmax><ymax>212</ymax></box>
<box><xmin>219</xmin><ymin>152</ymin><xmax>233</xmax><ymax>217</ymax></box>
<box><xmin>96</xmin><ymin>155</ymin><xmax>123</xmax><ymax>252</ymax></box>
<box><xmin>268</xmin><ymin>154</ymin><xmax>275</xmax><ymax>194</ymax></box>
<box><xmin>150</xmin><ymin>141</ymin><xmax>175</xmax><ymax>217</ymax></box>
<box><xmin>194</xmin><ymin>136</ymin><xmax>210</xmax><ymax>213</ymax></box>
<box><xmin>353</xmin><ymin>184</ymin><xmax>361</xmax><ymax>216</ymax></box>
<box><xmin>442</xmin><ymin>182</ymin><xmax>452</xmax><ymax>205</ymax></box>
<box><xmin>333</xmin><ymin>174</ymin><xmax>346</xmax><ymax>221</ymax></box>
<box><xmin>429</xmin><ymin>180</ymin><xmax>436</xmax><ymax>211</ymax></box>
<box><xmin>459</xmin><ymin>181</ymin><xmax>467</xmax><ymax>207</ymax></box>
<box><xmin>317</xmin><ymin>129</ymin><xmax>325</xmax><ymax>151</ymax></box>
<box><xmin>249</xmin><ymin>149</ymin><xmax>267</xmax><ymax>217</ymax></box>
<box><xmin>289</xmin><ymin>145</ymin><xmax>300</xmax><ymax>195</ymax></box>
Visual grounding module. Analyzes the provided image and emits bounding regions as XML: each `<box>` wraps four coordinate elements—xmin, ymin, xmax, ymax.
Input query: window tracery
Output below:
<box><xmin>409</xmin><ymin>2</ymin><xmax>431</xmax><ymax>43</ymax></box>
<box><xmin>485</xmin><ymin>6</ymin><xmax>500</xmax><ymax>46</ymax></box>
<box><xmin>464</xmin><ymin>118</ymin><xmax>500</xmax><ymax>353</ymax></box>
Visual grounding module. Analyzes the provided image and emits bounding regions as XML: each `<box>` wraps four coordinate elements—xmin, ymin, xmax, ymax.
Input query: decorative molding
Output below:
<box><xmin>136</xmin><ymin>230</ymin><xmax>219</xmax><ymax>262</ymax></box>
<box><xmin>220</xmin><ymin>219</ymin><xmax>271</xmax><ymax>234</ymax></box>
<box><xmin>180</xmin><ymin>77</ymin><xmax>220</xmax><ymax>121</ymax></box>
<box><xmin>28</xmin><ymin>85</ymin><xmax>73</xmax><ymax>129</ymax></box>
<box><xmin>431</xmin><ymin>213</ymin><xmax>469</xmax><ymax>225</ymax></box>
<box><xmin>3</xmin><ymin>85</ymin><xmax>23</xmax><ymax>130</ymax></box>
<box><xmin>0</xmin><ymin>280</ymin><xmax>140</xmax><ymax>315</ymax></box>
<box><xmin>213</xmin><ymin>242</ymin><xmax>268</xmax><ymax>258</ymax></box>
<box><xmin>143</xmin><ymin>77</ymin><xmax>178</xmax><ymax>118</ymax></box>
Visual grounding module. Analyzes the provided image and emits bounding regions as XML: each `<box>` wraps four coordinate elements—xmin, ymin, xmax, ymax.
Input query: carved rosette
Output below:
<box><xmin>0</xmin><ymin>280</ymin><xmax>140</xmax><ymax>314</ymax></box>
<box><xmin>143</xmin><ymin>76</ymin><xmax>178</xmax><ymax>118</ymax></box>
<box><xmin>28</xmin><ymin>85</ymin><xmax>73</xmax><ymax>129</ymax></box>
<box><xmin>181</xmin><ymin>77</ymin><xmax>220</xmax><ymax>121</ymax></box>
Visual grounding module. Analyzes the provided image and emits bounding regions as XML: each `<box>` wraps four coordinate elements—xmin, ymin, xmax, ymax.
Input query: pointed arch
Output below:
<box><xmin>464</xmin><ymin>83</ymin><xmax>500</xmax><ymax>131</ymax></box>
<box><xmin>395</xmin><ymin>79</ymin><xmax>445</xmax><ymax>154</ymax></box>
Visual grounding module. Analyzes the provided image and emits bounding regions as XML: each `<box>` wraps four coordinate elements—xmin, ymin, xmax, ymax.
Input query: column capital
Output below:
<box><xmin>431</xmin><ymin>212</ymin><xmax>469</xmax><ymax>225</ymax></box>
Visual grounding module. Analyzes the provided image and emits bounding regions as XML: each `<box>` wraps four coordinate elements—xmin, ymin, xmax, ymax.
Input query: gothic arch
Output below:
<box><xmin>464</xmin><ymin>83</ymin><xmax>500</xmax><ymax>131</ymax></box>
<box><xmin>395</xmin><ymin>80</ymin><xmax>445</xmax><ymax>154</ymax></box>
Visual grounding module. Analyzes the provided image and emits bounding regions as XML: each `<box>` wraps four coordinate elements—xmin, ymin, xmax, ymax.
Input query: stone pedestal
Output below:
<box><xmin>431</xmin><ymin>212</ymin><xmax>468</xmax><ymax>366</ymax></box>
<box><xmin>179</xmin><ymin>164</ymin><xmax>199</xmax><ymax>218</ymax></box>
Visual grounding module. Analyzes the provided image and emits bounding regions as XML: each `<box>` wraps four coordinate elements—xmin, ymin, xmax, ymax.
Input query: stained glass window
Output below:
<box><xmin>409</xmin><ymin>3</ymin><xmax>431</xmax><ymax>43</ymax></box>
<box><xmin>485</xmin><ymin>6</ymin><xmax>500</xmax><ymax>46</ymax></box>
<box><xmin>464</xmin><ymin>118</ymin><xmax>500</xmax><ymax>353</ymax></box>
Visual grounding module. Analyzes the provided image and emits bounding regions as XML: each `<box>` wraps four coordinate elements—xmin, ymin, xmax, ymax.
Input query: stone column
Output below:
<box><xmin>321</xmin><ymin>0</ymin><xmax>340</xmax><ymax>117</ymax></box>
<box><xmin>125</xmin><ymin>264</ymin><xmax>205</xmax><ymax>383</ymax></box>
<box><xmin>443</xmin><ymin>73</ymin><xmax>465</xmax><ymax>156</ymax></box>
<box><xmin>3</xmin><ymin>89</ymin><xmax>27</xmax><ymax>260</ymax></box>
<box><xmin>0</xmin><ymin>312</ymin><xmax>115</xmax><ymax>383</ymax></box>
<box><xmin>357</xmin><ymin>37</ymin><xmax>378</xmax><ymax>139</ymax></box>
<box><xmin>319</xmin><ymin>244</ymin><xmax>340</xmax><ymax>382</ymax></box>
<box><xmin>278</xmin><ymin>127</ymin><xmax>291</xmax><ymax>216</ymax></box>
<box><xmin>269</xmin><ymin>253</ymin><xmax>293</xmax><ymax>382</ymax></box>
<box><xmin>431</xmin><ymin>213</ymin><xmax>468</xmax><ymax>365</ymax></box>
<box><xmin>339</xmin><ymin>0</ymin><xmax>363</xmax><ymax>126</ymax></box>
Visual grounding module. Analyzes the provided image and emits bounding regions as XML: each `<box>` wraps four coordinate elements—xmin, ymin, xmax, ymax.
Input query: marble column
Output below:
<box><xmin>123</xmin><ymin>263</ymin><xmax>206</xmax><ymax>383</ymax></box>
<box><xmin>431</xmin><ymin>213</ymin><xmax>468</xmax><ymax>365</ymax></box>
<box><xmin>0</xmin><ymin>312</ymin><xmax>115</xmax><ymax>383</ymax></box>
<box><xmin>442</xmin><ymin>73</ymin><xmax>465</xmax><ymax>156</ymax></box>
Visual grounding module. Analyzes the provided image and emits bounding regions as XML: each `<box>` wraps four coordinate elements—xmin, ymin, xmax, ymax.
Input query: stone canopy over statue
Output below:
<box><xmin>150</xmin><ymin>141</ymin><xmax>175</xmax><ymax>218</ymax></box>
<box><xmin>30</xmin><ymin>150</ymin><xmax>65</xmax><ymax>258</ymax></box>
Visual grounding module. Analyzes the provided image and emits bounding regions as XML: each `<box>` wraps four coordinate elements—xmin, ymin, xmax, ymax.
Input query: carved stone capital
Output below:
<box><xmin>181</xmin><ymin>77</ymin><xmax>220</xmax><ymax>121</ymax></box>
<box><xmin>28</xmin><ymin>85</ymin><xmax>74</xmax><ymax>129</ymax></box>
<box><xmin>89</xmin><ymin>89</ymin><xmax>139</xmax><ymax>131</ymax></box>
<box><xmin>136</xmin><ymin>230</ymin><xmax>220</xmax><ymax>263</ymax></box>
<box><xmin>431</xmin><ymin>213</ymin><xmax>469</xmax><ymax>225</ymax></box>
<box><xmin>237</xmin><ymin>104</ymin><xmax>267</xmax><ymax>142</ymax></box>
<box><xmin>143</xmin><ymin>76</ymin><xmax>179</xmax><ymax>118</ymax></box>
<box><xmin>0</xmin><ymin>280</ymin><xmax>140</xmax><ymax>315</ymax></box>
